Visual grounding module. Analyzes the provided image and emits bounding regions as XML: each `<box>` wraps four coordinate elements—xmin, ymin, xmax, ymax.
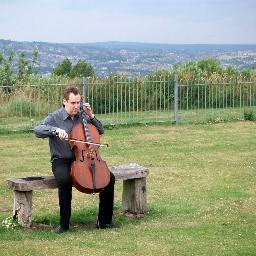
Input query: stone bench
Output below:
<box><xmin>6</xmin><ymin>163</ymin><xmax>149</xmax><ymax>228</ymax></box>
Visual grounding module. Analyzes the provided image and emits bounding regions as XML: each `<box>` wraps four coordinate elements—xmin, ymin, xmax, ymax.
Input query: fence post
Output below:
<box><xmin>174</xmin><ymin>75</ymin><xmax>179</xmax><ymax>124</ymax></box>
<box><xmin>82</xmin><ymin>77</ymin><xmax>86</xmax><ymax>100</ymax></box>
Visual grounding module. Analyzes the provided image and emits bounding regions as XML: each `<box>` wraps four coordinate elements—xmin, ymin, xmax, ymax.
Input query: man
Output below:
<box><xmin>34</xmin><ymin>86</ymin><xmax>115</xmax><ymax>233</ymax></box>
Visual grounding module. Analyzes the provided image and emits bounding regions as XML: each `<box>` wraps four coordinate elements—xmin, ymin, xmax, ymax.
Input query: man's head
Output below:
<box><xmin>63</xmin><ymin>86</ymin><xmax>81</xmax><ymax>117</ymax></box>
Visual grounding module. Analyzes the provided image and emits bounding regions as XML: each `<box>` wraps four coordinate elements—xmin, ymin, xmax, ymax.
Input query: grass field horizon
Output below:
<box><xmin>0</xmin><ymin>121</ymin><xmax>255</xmax><ymax>255</ymax></box>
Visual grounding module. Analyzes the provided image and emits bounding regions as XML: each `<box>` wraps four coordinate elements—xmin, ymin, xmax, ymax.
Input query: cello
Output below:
<box><xmin>68</xmin><ymin>95</ymin><xmax>110</xmax><ymax>194</ymax></box>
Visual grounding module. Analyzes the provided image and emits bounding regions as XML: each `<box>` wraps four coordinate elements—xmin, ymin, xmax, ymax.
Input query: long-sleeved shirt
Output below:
<box><xmin>34</xmin><ymin>107</ymin><xmax>104</xmax><ymax>162</ymax></box>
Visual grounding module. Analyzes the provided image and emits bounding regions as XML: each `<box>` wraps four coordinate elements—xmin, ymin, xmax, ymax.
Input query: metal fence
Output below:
<box><xmin>0</xmin><ymin>76</ymin><xmax>175</xmax><ymax>131</ymax></box>
<box><xmin>84</xmin><ymin>76</ymin><xmax>175</xmax><ymax>125</ymax></box>
<box><xmin>177</xmin><ymin>78</ymin><xmax>256</xmax><ymax>124</ymax></box>
<box><xmin>0</xmin><ymin>76</ymin><xmax>255</xmax><ymax>131</ymax></box>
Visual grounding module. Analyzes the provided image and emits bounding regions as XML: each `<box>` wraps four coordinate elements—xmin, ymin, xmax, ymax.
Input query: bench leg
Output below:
<box><xmin>13</xmin><ymin>190</ymin><xmax>33</xmax><ymax>228</ymax></box>
<box><xmin>122</xmin><ymin>177</ymin><xmax>147</xmax><ymax>215</ymax></box>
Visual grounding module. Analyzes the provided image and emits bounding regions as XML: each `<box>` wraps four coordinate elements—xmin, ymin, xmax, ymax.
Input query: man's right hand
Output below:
<box><xmin>56</xmin><ymin>128</ymin><xmax>68</xmax><ymax>140</ymax></box>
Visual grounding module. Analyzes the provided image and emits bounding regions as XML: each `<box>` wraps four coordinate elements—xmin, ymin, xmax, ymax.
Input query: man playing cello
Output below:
<box><xmin>34</xmin><ymin>86</ymin><xmax>115</xmax><ymax>233</ymax></box>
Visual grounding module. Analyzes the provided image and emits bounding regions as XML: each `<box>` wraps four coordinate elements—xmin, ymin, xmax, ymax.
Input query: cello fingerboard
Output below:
<box><xmin>83</xmin><ymin>118</ymin><xmax>92</xmax><ymax>143</ymax></box>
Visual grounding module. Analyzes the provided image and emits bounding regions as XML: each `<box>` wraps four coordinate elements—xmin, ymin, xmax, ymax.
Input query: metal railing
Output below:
<box><xmin>177</xmin><ymin>78</ymin><xmax>256</xmax><ymax>124</ymax></box>
<box><xmin>0</xmin><ymin>76</ymin><xmax>174</xmax><ymax>131</ymax></box>
<box><xmin>0</xmin><ymin>76</ymin><xmax>255</xmax><ymax>131</ymax></box>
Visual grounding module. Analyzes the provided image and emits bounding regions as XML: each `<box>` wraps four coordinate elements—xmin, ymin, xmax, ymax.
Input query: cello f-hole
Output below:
<box><xmin>80</xmin><ymin>149</ymin><xmax>86</xmax><ymax>162</ymax></box>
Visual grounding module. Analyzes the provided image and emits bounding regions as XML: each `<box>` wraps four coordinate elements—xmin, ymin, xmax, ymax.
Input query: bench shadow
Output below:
<box><xmin>25</xmin><ymin>204</ymin><xmax>152</xmax><ymax>232</ymax></box>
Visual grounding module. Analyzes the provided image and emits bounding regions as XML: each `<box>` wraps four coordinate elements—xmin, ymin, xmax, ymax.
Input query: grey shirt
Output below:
<box><xmin>34</xmin><ymin>107</ymin><xmax>104</xmax><ymax>162</ymax></box>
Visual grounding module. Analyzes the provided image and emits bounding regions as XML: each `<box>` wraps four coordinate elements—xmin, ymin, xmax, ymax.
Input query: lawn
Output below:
<box><xmin>0</xmin><ymin>121</ymin><xmax>255</xmax><ymax>255</ymax></box>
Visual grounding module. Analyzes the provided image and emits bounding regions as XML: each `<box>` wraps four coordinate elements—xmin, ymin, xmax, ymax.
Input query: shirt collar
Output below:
<box><xmin>60</xmin><ymin>107</ymin><xmax>80</xmax><ymax>121</ymax></box>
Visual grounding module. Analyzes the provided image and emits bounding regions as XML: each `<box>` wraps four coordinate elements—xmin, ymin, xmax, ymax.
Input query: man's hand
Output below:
<box><xmin>83</xmin><ymin>103</ymin><xmax>95</xmax><ymax>119</ymax></box>
<box><xmin>56</xmin><ymin>128</ymin><xmax>68</xmax><ymax>140</ymax></box>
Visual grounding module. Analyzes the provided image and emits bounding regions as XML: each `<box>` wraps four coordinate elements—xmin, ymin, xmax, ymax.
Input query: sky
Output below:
<box><xmin>0</xmin><ymin>0</ymin><xmax>256</xmax><ymax>44</ymax></box>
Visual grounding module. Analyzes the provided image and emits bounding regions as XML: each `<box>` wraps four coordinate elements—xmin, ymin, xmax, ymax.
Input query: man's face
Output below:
<box><xmin>63</xmin><ymin>93</ymin><xmax>81</xmax><ymax>117</ymax></box>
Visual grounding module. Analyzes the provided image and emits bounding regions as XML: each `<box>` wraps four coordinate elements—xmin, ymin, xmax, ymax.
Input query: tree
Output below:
<box><xmin>0</xmin><ymin>49</ymin><xmax>15</xmax><ymax>89</ymax></box>
<box><xmin>0</xmin><ymin>61</ymin><xmax>14</xmax><ymax>88</ymax></box>
<box><xmin>32</xmin><ymin>47</ymin><xmax>40</xmax><ymax>74</ymax></box>
<box><xmin>0</xmin><ymin>51</ymin><xmax>4</xmax><ymax>65</ymax></box>
<box><xmin>197</xmin><ymin>58</ymin><xmax>222</xmax><ymax>74</ymax></box>
<box><xmin>52</xmin><ymin>58</ymin><xmax>72</xmax><ymax>77</ymax></box>
<box><xmin>52</xmin><ymin>58</ymin><xmax>95</xmax><ymax>78</ymax></box>
<box><xmin>7</xmin><ymin>47</ymin><xmax>14</xmax><ymax>64</ymax></box>
<box><xmin>17</xmin><ymin>52</ymin><xmax>32</xmax><ymax>82</ymax></box>
<box><xmin>70</xmin><ymin>60</ymin><xmax>95</xmax><ymax>78</ymax></box>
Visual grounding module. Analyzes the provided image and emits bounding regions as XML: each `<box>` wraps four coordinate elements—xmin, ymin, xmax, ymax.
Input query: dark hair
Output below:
<box><xmin>62</xmin><ymin>86</ymin><xmax>81</xmax><ymax>107</ymax></box>
<box><xmin>63</xmin><ymin>86</ymin><xmax>81</xmax><ymax>101</ymax></box>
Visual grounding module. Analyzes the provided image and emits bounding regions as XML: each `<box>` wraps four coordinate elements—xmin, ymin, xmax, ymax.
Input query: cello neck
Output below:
<box><xmin>82</xmin><ymin>117</ymin><xmax>93</xmax><ymax>144</ymax></box>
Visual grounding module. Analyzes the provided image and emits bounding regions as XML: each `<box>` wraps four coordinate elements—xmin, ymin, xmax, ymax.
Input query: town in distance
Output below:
<box><xmin>0</xmin><ymin>39</ymin><xmax>255</xmax><ymax>77</ymax></box>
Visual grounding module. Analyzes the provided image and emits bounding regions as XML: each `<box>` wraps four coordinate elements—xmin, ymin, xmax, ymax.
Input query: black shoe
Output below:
<box><xmin>101</xmin><ymin>223</ymin><xmax>119</xmax><ymax>229</ymax></box>
<box><xmin>96</xmin><ymin>220</ymin><xmax>119</xmax><ymax>229</ymax></box>
<box><xmin>55</xmin><ymin>225</ymin><xmax>69</xmax><ymax>233</ymax></box>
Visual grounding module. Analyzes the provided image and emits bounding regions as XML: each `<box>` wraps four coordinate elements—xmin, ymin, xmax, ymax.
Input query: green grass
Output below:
<box><xmin>0</xmin><ymin>106</ymin><xmax>249</xmax><ymax>131</ymax></box>
<box><xmin>0</xmin><ymin>121</ymin><xmax>256</xmax><ymax>255</ymax></box>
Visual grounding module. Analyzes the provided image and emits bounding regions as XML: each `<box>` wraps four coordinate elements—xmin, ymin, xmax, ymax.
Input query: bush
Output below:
<box><xmin>244</xmin><ymin>108</ymin><xmax>256</xmax><ymax>121</ymax></box>
<box><xmin>8</xmin><ymin>96</ymin><xmax>37</xmax><ymax>117</ymax></box>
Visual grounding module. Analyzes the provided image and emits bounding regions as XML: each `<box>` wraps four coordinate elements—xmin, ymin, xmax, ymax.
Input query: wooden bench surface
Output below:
<box><xmin>7</xmin><ymin>163</ymin><xmax>149</xmax><ymax>192</ymax></box>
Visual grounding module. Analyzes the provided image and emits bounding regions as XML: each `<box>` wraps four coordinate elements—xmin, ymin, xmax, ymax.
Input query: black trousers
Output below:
<box><xmin>52</xmin><ymin>159</ymin><xmax>115</xmax><ymax>229</ymax></box>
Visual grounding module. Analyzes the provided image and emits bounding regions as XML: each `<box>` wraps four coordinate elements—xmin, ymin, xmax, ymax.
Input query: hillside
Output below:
<box><xmin>0</xmin><ymin>39</ymin><xmax>255</xmax><ymax>76</ymax></box>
